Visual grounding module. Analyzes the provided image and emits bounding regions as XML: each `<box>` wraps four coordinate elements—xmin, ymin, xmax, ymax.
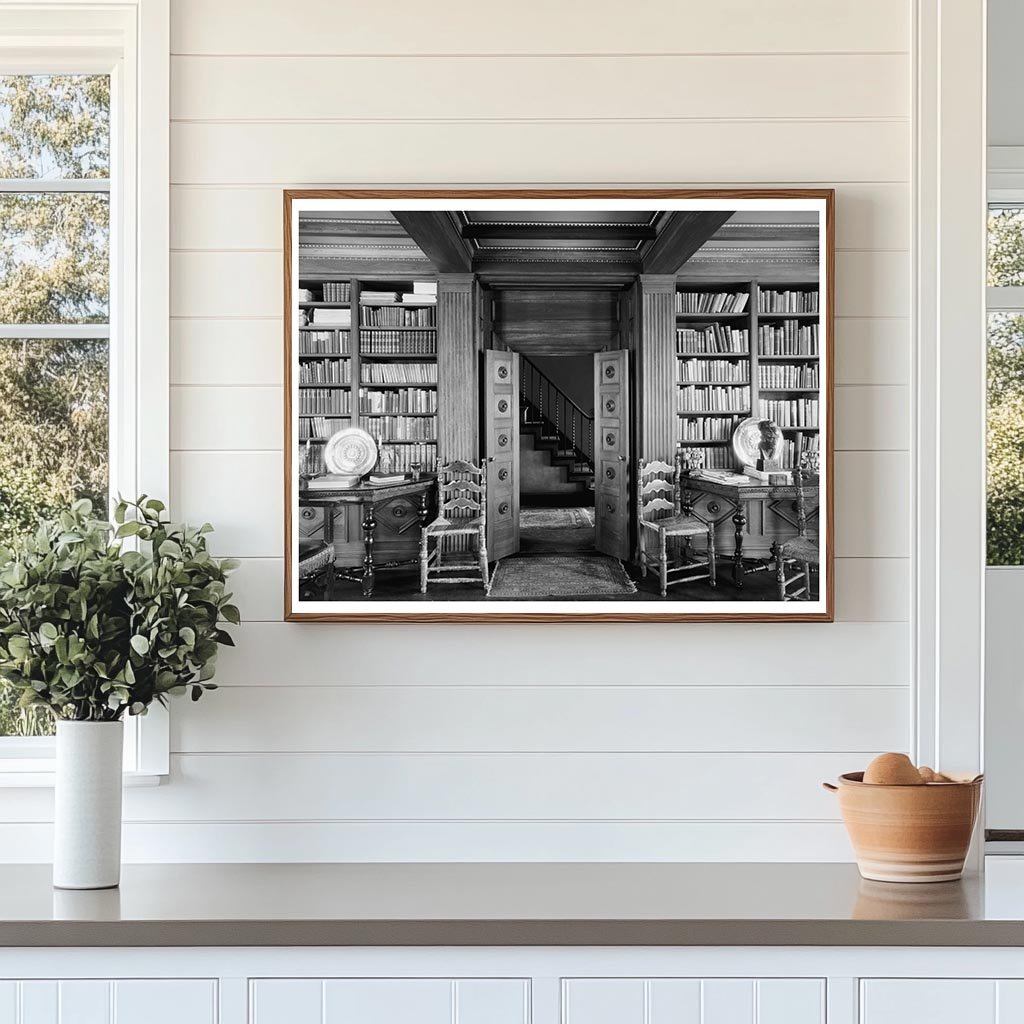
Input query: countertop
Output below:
<box><xmin>4</xmin><ymin>861</ymin><xmax>1024</xmax><ymax>947</ymax></box>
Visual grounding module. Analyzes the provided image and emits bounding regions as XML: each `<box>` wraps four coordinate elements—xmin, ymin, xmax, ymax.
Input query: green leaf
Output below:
<box><xmin>220</xmin><ymin>604</ymin><xmax>241</xmax><ymax>626</ymax></box>
<box><xmin>130</xmin><ymin>634</ymin><xmax>150</xmax><ymax>656</ymax></box>
<box><xmin>116</xmin><ymin>521</ymin><xmax>141</xmax><ymax>538</ymax></box>
<box><xmin>158</xmin><ymin>539</ymin><xmax>182</xmax><ymax>559</ymax></box>
<box><xmin>178</xmin><ymin>626</ymin><xmax>196</xmax><ymax>647</ymax></box>
<box><xmin>39</xmin><ymin>622</ymin><xmax>58</xmax><ymax>642</ymax></box>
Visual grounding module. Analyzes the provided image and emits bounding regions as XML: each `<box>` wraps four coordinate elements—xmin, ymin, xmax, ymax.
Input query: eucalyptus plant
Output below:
<box><xmin>0</xmin><ymin>497</ymin><xmax>239</xmax><ymax>722</ymax></box>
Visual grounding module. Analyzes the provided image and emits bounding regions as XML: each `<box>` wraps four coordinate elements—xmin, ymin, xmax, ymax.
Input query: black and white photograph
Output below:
<box><xmin>286</xmin><ymin>192</ymin><xmax>833</xmax><ymax>621</ymax></box>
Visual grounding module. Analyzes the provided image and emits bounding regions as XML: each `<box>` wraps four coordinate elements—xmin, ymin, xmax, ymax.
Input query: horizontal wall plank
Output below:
<box><xmin>117</xmin><ymin>752</ymin><xmax>866</xmax><ymax>821</ymax></box>
<box><xmin>228</xmin><ymin>556</ymin><xmax>909</xmax><ymax>623</ymax></box>
<box><xmin>170</xmin><ymin>251</ymin><xmax>906</xmax><ymax>321</ymax></box>
<box><xmin>0</xmin><ymin>821</ymin><xmax>855</xmax><ymax>862</ymax></box>
<box><xmin>834</xmin><ymin>558</ymin><xmax>909</xmax><ymax>622</ymax></box>
<box><xmin>170</xmin><ymin>684</ymin><xmax>908</xmax><ymax>754</ymax></box>
<box><xmin>170</xmin><ymin>0</ymin><xmax>908</xmax><ymax>56</ymax></box>
<box><xmin>167</xmin><ymin>314</ymin><xmax>907</xmax><ymax>389</ymax></box>
<box><xmin>834</xmin><ymin>251</ymin><xmax>908</xmax><ymax>317</ymax></box>
<box><xmin>833</xmin><ymin>318</ymin><xmax>909</xmax><ymax>385</ymax></box>
<box><xmin>172</xmin><ymin>55</ymin><xmax>909</xmax><ymax>121</ymax></box>
<box><xmin>170</xmin><ymin>182</ymin><xmax>909</xmax><ymax>252</ymax></box>
<box><xmin>210</xmin><ymin>620</ymin><xmax>909</xmax><ymax>686</ymax></box>
<box><xmin>171</xmin><ymin>386</ymin><xmax>282</xmax><ymax>450</ymax></box>
<box><xmin>171</xmin><ymin>121</ymin><xmax>909</xmax><ymax>185</ymax></box>
<box><xmin>835</xmin><ymin>385</ymin><xmax>909</xmax><ymax>451</ymax></box>
<box><xmin>170</xmin><ymin>451</ymin><xmax>283</xmax><ymax>556</ymax></box>
<box><xmin>834</xmin><ymin>451</ymin><xmax>910</xmax><ymax>558</ymax></box>
<box><xmin>171</xmin><ymin>318</ymin><xmax>283</xmax><ymax>386</ymax></box>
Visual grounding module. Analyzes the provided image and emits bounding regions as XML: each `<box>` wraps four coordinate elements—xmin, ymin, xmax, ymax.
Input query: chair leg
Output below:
<box><xmin>659</xmin><ymin>531</ymin><xmax>668</xmax><ymax>598</ymax></box>
<box><xmin>478</xmin><ymin>528</ymin><xmax>490</xmax><ymax>589</ymax></box>
<box><xmin>323</xmin><ymin>563</ymin><xmax>336</xmax><ymax>602</ymax></box>
<box><xmin>802</xmin><ymin>561</ymin><xmax>812</xmax><ymax>600</ymax></box>
<box><xmin>708</xmin><ymin>527</ymin><xmax>717</xmax><ymax>587</ymax></box>
<box><xmin>419</xmin><ymin>532</ymin><xmax>429</xmax><ymax>594</ymax></box>
<box><xmin>776</xmin><ymin>554</ymin><xmax>787</xmax><ymax>601</ymax></box>
<box><xmin>639</xmin><ymin>529</ymin><xmax>647</xmax><ymax>577</ymax></box>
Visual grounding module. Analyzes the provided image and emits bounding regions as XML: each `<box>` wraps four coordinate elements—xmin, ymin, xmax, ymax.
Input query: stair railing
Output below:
<box><xmin>519</xmin><ymin>356</ymin><xmax>594</xmax><ymax>469</ymax></box>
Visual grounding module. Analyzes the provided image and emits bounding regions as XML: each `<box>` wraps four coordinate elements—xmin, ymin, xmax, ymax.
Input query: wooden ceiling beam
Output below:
<box><xmin>642</xmin><ymin>211</ymin><xmax>735</xmax><ymax>275</ymax></box>
<box><xmin>462</xmin><ymin>223</ymin><xmax>656</xmax><ymax>241</ymax></box>
<box><xmin>391</xmin><ymin>211</ymin><xmax>472</xmax><ymax>273</ymax></box>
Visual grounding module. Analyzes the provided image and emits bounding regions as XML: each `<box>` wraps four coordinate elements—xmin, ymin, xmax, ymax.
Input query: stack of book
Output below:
<box><xmin>310</xmin><ymin>307</ymin><xmax>351</xmax><ymax>326</ymax></box>
<box><xmin>400</xmin><ymin>281</ymin><xmax>437</xmax><ymax>304</ymax></box>
<box><xmin>360</xmin><ymin>289</ymin><xmax>402</xmax><ymax>304</ymax></box>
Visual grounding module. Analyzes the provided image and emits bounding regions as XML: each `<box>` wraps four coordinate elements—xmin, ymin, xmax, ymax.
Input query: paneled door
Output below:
<box><xmin>593</xmin><ymin>349</ymin><xmax>630</xmax><ymax>561</ymax></box>
<box><xmin>483</xmin><ymin>349</ymin><xmax>520</xmax><ymax>561</ymax></box>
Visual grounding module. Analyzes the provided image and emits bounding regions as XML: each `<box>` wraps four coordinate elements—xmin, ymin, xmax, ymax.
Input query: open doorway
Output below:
<box><xmin>518</xmin><ymin>354</ymin><xmax>596</xmax><ymax>555</ymax></box>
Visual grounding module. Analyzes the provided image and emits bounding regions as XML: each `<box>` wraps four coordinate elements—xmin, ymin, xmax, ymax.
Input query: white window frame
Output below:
<box><xmin>0</xmin><ymin>0</ymin><xmax>169</xmax><ymax>784</ymax></box>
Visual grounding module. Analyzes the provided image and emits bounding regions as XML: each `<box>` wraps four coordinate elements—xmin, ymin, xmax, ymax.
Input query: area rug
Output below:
<box><xmin>519</xmin><ymin>507</ymin><xmax>595</xmax><ymax>530</ymax></box>
<box><xmin>488</xmin><ymin>554</ymin><xmax>637</xmax><ymax>599</ymax></box>
<box><xmin>518</xmin><ymin>507</ymin><xmax>596</xmax><ymax>554</ymax></box>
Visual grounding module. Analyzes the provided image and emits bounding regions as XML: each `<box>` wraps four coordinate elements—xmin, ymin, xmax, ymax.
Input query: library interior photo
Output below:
<box><xmin>291</xmin><ymin>201</ymin><xmax>827</xmax><ymax>611</ymax></box>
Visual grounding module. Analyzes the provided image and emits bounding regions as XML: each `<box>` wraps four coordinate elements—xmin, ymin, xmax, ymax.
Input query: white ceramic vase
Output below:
<box><xmin>53</xmin><ymin>720</ymin><xmax>123</xmax><ymax>890</ymax></box>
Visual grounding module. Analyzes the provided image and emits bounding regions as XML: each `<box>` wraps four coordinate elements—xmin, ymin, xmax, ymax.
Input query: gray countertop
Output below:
<box><xmin>2</xmin><ymin>861</ymin><xmax>1024</xmax><ymax>947</ymax></box>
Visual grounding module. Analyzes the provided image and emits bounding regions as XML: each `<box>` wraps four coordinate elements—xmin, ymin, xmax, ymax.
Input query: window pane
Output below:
<box><xmin>988</xmin><ymin>312</ymin><xmax>1024</xmax><ymax>565</ymax></box>
<box><xmin>989</xmin><ymin>206</ymin><xmax>1024</xmax><ymax>287</ymax></box>
<box><xmin>0</xmin><ymin>192</ymin><xmax>109</xmax><ymax>323</ymax></box>
<box><xmin>0</xmin><ymin>75</ymin><xmax>109</xmax><ymax>179</ymax></box>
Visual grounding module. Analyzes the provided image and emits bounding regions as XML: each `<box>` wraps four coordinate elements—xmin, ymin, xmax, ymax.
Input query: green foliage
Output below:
<box><xmin>0</xmin><ymin>497</ymin><xmax>239</xmax><ymax>723</ymax></box>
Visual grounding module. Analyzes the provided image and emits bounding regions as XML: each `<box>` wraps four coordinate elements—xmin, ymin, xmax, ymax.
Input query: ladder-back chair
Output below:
<box><xmin>419</xmin><ymin>459</ymin><xmax>490</xmax><ymax>593</ymax></box>
<box><xmin>637</xmin><ymin>448</ymin><xmax>716</xmax><ymax>598</ymax></box>
<box><xmin>775</xmin><ymin>452</ymin><xmax>820</xmax><ymax>601</ymax></box>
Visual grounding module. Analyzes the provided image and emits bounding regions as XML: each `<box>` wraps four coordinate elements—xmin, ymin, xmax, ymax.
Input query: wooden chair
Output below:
<box><xmin>420</xmin><ymin>459</ymin><xmax>490</xmax><ymax>593</ymax></box>
<box><xmin>637</xmin><ymin>450</ymin><xmax>716</xmax><ymax>597</ymax></box>
<box><xmin>775</xmin><ymin>454</ymin><xmax>820</xmax><ymax>601</ymax></box>
<box><xmin>298</xmin><ymin>538</ymin><xmax>336</xmax><ymax>601</ymax></box>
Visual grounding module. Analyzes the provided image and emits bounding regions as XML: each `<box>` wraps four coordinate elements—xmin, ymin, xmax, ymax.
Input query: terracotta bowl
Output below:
<box><xmin>823</xmin><ymin>772</ymin><xmax>983</xmax><ymax>883</ymax></box>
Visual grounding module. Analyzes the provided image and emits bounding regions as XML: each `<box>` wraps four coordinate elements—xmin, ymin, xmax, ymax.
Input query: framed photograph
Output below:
<box><xmin>284</xmin><ymin>189</ymin><xmax>834</xmax><ymax>622</ymax></box>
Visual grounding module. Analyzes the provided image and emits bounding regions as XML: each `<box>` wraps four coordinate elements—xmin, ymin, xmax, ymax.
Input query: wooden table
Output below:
<box><xmin>299</xmin><ymin>477</ymin><xmax>434</xmax><ymax>597</ymax></box>
<box><xmin>684</xmin><ymin>473</ymin><xmax>820</xmax><ymax>587</ymax></box>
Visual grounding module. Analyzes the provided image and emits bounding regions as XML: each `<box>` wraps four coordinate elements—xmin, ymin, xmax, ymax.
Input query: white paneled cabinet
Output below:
<box><xmin>251</xmin><ymin>978</ymin><xmax>529</xmax><ymax>1024</ymax></box>
<box><xmin>0</xmin><ymin>979</ymin><xmax>216</xmax><ymax>1024</ymax></box>
<box><xmin>861</xmin><ymin>979</ymin><xmax>1024</xmax><ymax>1024</ymax></box>
<box><xmin>563</xmin><ymin>978</ymin><xmax>824</xmax><ymax>1024</ymax></box>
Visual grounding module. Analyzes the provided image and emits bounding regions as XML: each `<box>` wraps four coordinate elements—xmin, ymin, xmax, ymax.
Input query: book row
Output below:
<box><xmin>360</xmin><ymin>330</ymin><xmax>437</xmax><ymax>354</ymax></box>
<box><xmin>677</xmin><ymin>358</ymin><xmax>749</xmax><ymax>384</ymax></box>
<box><xmin>676</xmin><ymin>325</ymin><xmax>749</xmax><ymax>355</ymax></box>
<box><xmin>701</xmin><ymin>447</ymin><xmax>737</xmax><ymax>470</ymax></box>
<box><xmin>299</xmin><ymin>390</ymin><xmax>352</xmax><ymax>416</ymax></box>
<box><xmin>321</xmin><ymin>282</ymin><xmax>351</xmax><ymax>303</ymax></box>
<box><xmin>759</xmin><ymin>398</ymin><xmax>820</xmax><ymax>428</ymax></box>
<box><xmin>361</xmin><ymin>363</ymin><xmax>438</xmax><ymax>384</ymax></box>
<box><xmin>358</xmin><ymin>416</ymin><xmax>437</xmax><ymax>441</ymax></box>
<box><xmin>361</xmin><ymin>305</ymin><xmax>437</xmax><ymax>327</ymax></box>
<box><xmin>758</xmin><ymin>364</ymin><xmax>819</xmax><ymax>389</ymax></box>
<box><xmin>360</xmin><ymin>388</ymin><xmax>438</xmax><ymax>414</ymax></box>
<box><xmin>299</xmin><ymin>360</ymin><xmax>352</xmax><ymax>385</ymax></box>
<box><xmin>678</xmin><ymin>417</ymin><xmax>740</xmax><ymax>442</ymax></box>
<box><xmin>777</xmin><ymin>434</ymin><xmax>821</xmax><ymax>470</ymax></box>
<box><xmin>758</xmin><ymin>289</ymin><xmax>819</xmax><ymax>313</ymax></box>
<box><xmin>677</xmin><ymin>386</ymin><xmax>751</xmax><ymax>413</ymax></box>
<box><xmin>676</xmin><ymin>290</ymin><xmax>749</xmax><ymax>314</ymax></box>
<box><xmin>757</xmin><ymin>322</ymin><xmax>819</xmax><ymax>355</ymax></box>
<box><xmin>298</xmin><ymin>415</ymin><xmax>350</xmax><ymax>441</ymax></box>
<box><xmin>299</xmin><ymin>329</ymin><xmax>351</xmax><ymax>355</ymax></box>
<box><xmin>374</xmin><ymin>442</ymin><xmax>438</xmax><ymax>475</ymax></box>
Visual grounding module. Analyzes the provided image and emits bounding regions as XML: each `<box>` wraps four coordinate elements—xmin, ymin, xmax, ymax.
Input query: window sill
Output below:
<box><xmin>0</xmin><ymin>769</ymin><xmax>164</xmax><ymax>788</ymax></box>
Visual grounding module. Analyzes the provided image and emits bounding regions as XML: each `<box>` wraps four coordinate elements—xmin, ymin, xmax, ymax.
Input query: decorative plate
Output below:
<box><xmin>324</xmin><ymin>427</ymin><xmax>378</xmax><ymax>479</ymax></box>
<box><xmin>731</xmin><ymin>416</ymin><xmax>784</xmax><ymax>467</ymax></box>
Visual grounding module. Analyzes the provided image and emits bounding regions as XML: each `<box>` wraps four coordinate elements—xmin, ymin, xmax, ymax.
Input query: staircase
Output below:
<box><xmin>519</xmin><ymin>357</ymin><xmax>595</xmax><ymax>505</ymax></box>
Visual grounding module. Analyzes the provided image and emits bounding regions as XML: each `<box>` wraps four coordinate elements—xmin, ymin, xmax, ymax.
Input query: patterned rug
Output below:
<box><xmin>488</xmin><ymin>554</ymin><xmax>637</xmax><ymax>599</ymax></box>
<box><xmin>518</xmin><ymin>506</ymin><xmax>596</xmax><ymax>554</ymax></box>
<box><xmin>519</xmin><ymin>507</ymin><xmax>595</xmax><ymax>530</ymax></box>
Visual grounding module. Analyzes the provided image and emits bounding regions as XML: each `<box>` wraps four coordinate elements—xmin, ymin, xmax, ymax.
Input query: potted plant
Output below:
<box><xmin>0</xmin><ymin>497</ymin><xmax>239</xmax><ymax>889</ymax></box>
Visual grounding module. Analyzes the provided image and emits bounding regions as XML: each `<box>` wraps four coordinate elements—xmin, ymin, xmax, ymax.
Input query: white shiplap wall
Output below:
<box><xmin>18</xmin><ymin>1</ymin><xmax>916</xmax><ymax>862</ymax></box>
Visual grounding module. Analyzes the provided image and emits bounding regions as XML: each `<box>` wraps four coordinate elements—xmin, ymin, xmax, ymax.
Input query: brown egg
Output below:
<box><xmin>863</xmin><ymin>752</ymin><xmax>925</xmax><ymax>785</ymax></box>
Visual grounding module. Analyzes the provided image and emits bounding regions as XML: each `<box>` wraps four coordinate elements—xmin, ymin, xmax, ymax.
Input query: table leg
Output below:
<box><xmin>732</xmin><ymin>507</ymin><xmax>746</xmax><ymax>587</ymax></box>
<box><xmin>362</xmin><ymin>503</ymin><xmax>377</xmax><ymax>598</ymax></box>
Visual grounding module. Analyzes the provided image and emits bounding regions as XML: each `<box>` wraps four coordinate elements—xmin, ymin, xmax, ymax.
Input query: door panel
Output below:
<box><xmin>594</xmin><ymin>350</ymin><xmax>630</xmax><ymax>561</ymax></box>
<box><xmin>483</xmin><ymin>350</ymin><xmax>520</xmax><ymax>560</ymax></box>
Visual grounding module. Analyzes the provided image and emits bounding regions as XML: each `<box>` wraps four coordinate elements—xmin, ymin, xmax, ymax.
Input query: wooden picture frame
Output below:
<box><xmin>284</xmin><ymin>189</ymin><xmax>835</xmax><ymax>622</ymax></box>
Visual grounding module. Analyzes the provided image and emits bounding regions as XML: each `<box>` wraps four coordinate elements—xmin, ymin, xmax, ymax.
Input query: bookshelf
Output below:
<box><xmin>675</xmin><ymin>280</ymin><xmax>820</xmax><ymax>470</ymax></box>
<box><xmin>296</xmin><ymin>277</ymin><xmax>439</xmax><ymax>476</ymax></box>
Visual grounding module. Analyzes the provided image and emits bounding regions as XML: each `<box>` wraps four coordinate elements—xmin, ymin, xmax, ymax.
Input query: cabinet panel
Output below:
<box><xmin>455</xmin><ymin>980</ymin><xmax>529</xmax><ymax>1024</ymax></box>
<box><xmin>861</xmin><ymin>980</ymin><xmax>997</xmax><ymax>1024</ymax></box>
<box><xmin>0</xmin><ymin>981</ymin><xmax>216</xmax><ymax>1024</ymax></box>
<box><xmin>323</xmin><ymin>979</ymin><xmax>451</xmax><ymax>1024</ymax></box>
<box><xmin>55</xmin><ymin>982</ymin><xmax>109</xmax><ymax>1023</ymax></box>
<box><xmin>564</xmin><ymin>978</ymin><xmax>824</xmax><ymax>1024</ymax></box>
<box><xmin>115</xmin><ymin>980</ymin><xmax>217</xmax><ymax>1024</ymax></box>
<box><xmin>251</xmin><ymin>980</ymin><xmax>322</xmax><ymax>1024</ymax></box>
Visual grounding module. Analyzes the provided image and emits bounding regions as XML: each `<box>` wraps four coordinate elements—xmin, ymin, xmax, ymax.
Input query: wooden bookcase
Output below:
<box><xmin>675</xmin><ymin>280</ymin><xmax>820</xmax><ymax>470</ymax></box>
<box><xmin>296</xmin><ymin>277</ymin><xmax>438</xmax><ymax>477</ymax></box>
